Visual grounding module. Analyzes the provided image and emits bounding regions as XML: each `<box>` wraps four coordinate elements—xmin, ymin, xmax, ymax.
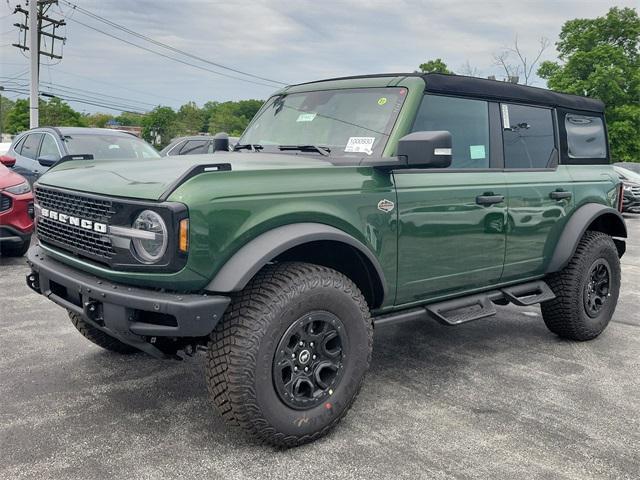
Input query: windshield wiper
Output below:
<box><xmin>279</xmin><ymin>145</ymin><xmax>331</xmax><ymax>156</ymax></box>
<box><xmin>234</xmin><ymin>143</ymin><xmax>263</xmax><ymax>152</ymax></box>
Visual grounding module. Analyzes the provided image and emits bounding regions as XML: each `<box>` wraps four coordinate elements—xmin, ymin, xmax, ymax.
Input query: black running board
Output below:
<box><xmin>374</xmin><ymin>280</ymin><xmax>556</xmax><ymax>327</ymax></box>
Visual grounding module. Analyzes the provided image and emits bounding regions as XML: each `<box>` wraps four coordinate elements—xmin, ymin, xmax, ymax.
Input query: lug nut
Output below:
<box><xmin>304</xmin><ymin>367</ymin><xmax>308</xmax><ymax>372</ymax></box>
<box><xmin>312</xmin><ymin>355</ymin><xmax>316</xmax><ymax>360</ymax></box>
<box><xmin>294</xmin><ymin>366</ymin><xmax>298</xmax><ymax>371</ymax></box>
<box><xmin>310</xmin><ymin>342</ymin><xmax>314</xmax><ymax>347</ymax></box>
<box><xmin>291</xmin><ymin>353</ymin><xmax>295</xmax><ymax>358</ymax></box>
<box><xmin>299</xmin><ymin>341</ymin><xmax>304</xmax><ymax>347</ymax></box>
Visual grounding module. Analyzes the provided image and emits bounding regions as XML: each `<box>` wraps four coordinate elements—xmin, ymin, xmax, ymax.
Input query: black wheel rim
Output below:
<box><xmin>273</xmin><ymin>311</ymin><xmax>347</xmax><ymax>410</ymax></box>
<box><xmin>583</xmin><ymin>259</ymin><xmax>611</xmax><ymax>318</ymax></box>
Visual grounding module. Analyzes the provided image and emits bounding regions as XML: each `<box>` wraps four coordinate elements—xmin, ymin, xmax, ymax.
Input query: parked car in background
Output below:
<box><xmin>3</xmin><ymin>127</ymin><xmax>160</xmax><ymax>185</ymax></box>
<box><xmin>160</xmin><ymin>135</ymin><xmax>238</xmax><ymax>156</ymax></box>
<box><xmin>614</xmin><ymin>162</ymin><xmax>640</xmax><ymax>174</ymax></box>
<box><xmin>614</xmin><ymin>166</ymin><xmax>640</xmax><ymax>213</ymax></box>
<box><xmin>0</xmin><ymin>159</ymin><xmax>33</xmax><ymax>256</ymax></box>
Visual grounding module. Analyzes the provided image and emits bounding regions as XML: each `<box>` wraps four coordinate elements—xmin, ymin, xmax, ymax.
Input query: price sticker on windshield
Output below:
<box><xmin>345</xmin><ymin>137</ymin><xmax>375</xmax><ymax>155</ymax></box>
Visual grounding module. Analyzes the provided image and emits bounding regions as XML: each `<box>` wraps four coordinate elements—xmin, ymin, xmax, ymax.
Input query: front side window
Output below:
<box><xmin>502</xmin><ymin>104</ymin><xmax>555</xmax><ymax>169</ymax></box>
<box><xmin>21</xmin><ymin>133</ymin><xmax>43</xmax><ymax>160</ymax></box>
<box><xmin>565</xmin><ymin>113</ymin><xmax>606</xmax><ymax>159</ymax></box>
<box><xmin>40</xmin><ymin>134</ymin><xmax>61</xmax><ymax>160</ymax></box>
<box><xmin>63</xmin><ymin>134</ymin><xmax>160</xmax><ymax>160</ymax></box>
<box><xmin>411</xmin><ymin>95</ymin><xmax>490</xmax><ymax>169</ymax></box>
<box><xmin>239</xmin><ymin>87</ymin><xmax>407</xmax><ymax>158</ymax></box>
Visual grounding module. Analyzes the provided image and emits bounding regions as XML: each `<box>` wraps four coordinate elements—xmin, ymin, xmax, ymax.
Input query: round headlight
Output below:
<box><xmin>132</xmin><ymin>210</ymin><xmax>167</xmax><ymax>263</ymax></box>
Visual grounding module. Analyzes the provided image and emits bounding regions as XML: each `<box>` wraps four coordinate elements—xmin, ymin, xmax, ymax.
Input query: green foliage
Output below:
<box><xmin>176</xmin><ymin>101</ymin><xmax>205</xmax><ymax>135</ymax></box>
<box><xmin>207</xmin><ymin>99</ymin><xmax>263</xmax><ymax>136</ymax></box>
<box><xmin>142</xmin><ymin>106</ymin><xmax>178</xmax><ymax>148</ymax></box>
<box><xmin>538</xmin><ymin>7</ymin><xmax>640</xmax><ymax>162</ymax></box>
<box><xmin>4</xmin><ymin>99</ymin><xmax>29</xmax><ymax>134</ymax></box>
<box><xmin>40</xmin><ymin>98</ymin><xmax>87</xmax><ymax>127</ymax></box>
<box><xmin>115</xmin><ymin>112</ymin><xmax>144</xmax><ymax>126</ymax></box>
<box><xmin>85</xmin><ymin>113</ymin><xmax>114</xmax><ymax>128</ymax></box>
<box><xmin>0</xmin><ymin>95</ymin><xmax>16</xmax><ymax>134</ymax></box>
<box><xmin>418</xmin><ymin>58</ymin><xmax>453</xmax><ymax>74</ymax></box>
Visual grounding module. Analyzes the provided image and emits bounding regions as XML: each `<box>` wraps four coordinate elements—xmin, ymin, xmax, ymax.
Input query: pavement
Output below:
<box><xmin>1</xmin><ymin>215</ymin><xmax>639</xmax><ymax>480</ymax></box>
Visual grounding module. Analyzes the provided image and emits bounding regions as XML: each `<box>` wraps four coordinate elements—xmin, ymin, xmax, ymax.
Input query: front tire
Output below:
<box><xmin>542</xmin><ymin>231</ymin><xmax>621</xmax><ymax>341</ymax></box>
<box><xmin>206</xmin><ymin>262</ymin><xmax>373</xmax><ymax>448</ymax></box>
<box><xmin>0</xmin><ymin>237</ymin><xmax>30</xmax><ymax>257</ymax></box>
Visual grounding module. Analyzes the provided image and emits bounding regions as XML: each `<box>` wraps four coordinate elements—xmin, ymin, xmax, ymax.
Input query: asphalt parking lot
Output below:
<box><xmin>1</xmin><ymin>216</ymin><xmax>639</xmax><ymax>480</ymax></box>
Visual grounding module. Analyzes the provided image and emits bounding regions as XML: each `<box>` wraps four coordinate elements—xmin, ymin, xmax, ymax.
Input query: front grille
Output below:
<box><xmin>631</xmin><ymin>186</ymin><xmax>640</xmax><ymax>196</ymax></box>
<box><xmin>35</xmin><ymin>186</ymin><xmax>116</xmax><ymax>261</ymax></box>
<box><xmin>0</xmin><ymin>194</ymin><xmax>11</xmax><ymax>212</ymax></box>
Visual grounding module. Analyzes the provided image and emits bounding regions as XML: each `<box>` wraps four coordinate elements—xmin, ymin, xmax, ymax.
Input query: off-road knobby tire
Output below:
<box><xmin>541</xmin><ymin>231</ymin><xmax>620</xmax><ymax>341</ymax></box>
<box><xmin>206</xmin><ymin>262</ymin><xmax>373</xmax><ymax>448</ymax></box>
<box><xmin>0</xmin><ymin>238</ymin><xmax>30</xmax><ymax>257</ymax></box>
<box><xmin>68</xmin><ymin>311</ymin><xmax>140</xmax><ymax>354</ymax></box>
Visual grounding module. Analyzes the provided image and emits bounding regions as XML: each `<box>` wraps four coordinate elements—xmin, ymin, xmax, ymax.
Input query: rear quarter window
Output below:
<box><xmin>565</xmin><ymin>113</ymin><xmax>606</xmax><ymax>159</ymax></box>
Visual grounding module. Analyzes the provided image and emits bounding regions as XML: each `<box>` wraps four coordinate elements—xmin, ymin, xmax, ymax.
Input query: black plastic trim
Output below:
<box><xmin>205</xmin><ymin>223</ymin><xmax>387</xmax><ymax>302</ymax></box>
<box><xmin>546</xmin><ymin>204</ymin><xmax>627</xmax><ymax>273</ymax></box>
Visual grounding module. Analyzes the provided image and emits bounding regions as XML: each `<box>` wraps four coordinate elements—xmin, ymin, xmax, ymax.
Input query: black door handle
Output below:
<box><xmin>476</xmin><ymin>194</ymin><xmax>505</xmax><ymax>206</ymax></box>
<box><xmin>550</xmin><ymin>190</ymin><xmax>572</xmax><ymax>200</ymax></box>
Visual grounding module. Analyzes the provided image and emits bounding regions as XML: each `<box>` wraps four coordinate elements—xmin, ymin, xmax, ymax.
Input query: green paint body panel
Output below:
<box><xmin>34</xmin><ymin>75</ymin><xmax>623</xmax><ymax>314</ymax></box>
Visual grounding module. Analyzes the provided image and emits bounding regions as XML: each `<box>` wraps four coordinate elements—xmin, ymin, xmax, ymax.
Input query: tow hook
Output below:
<box><xmin>26</xmin><ymin>272</ymin><xmax>40</xmax><ymax>293</ymax></box>
<box><xmin>84</xmin><ymin>300</ymin><xmax>104</xmax><ymax>325</ymax></box>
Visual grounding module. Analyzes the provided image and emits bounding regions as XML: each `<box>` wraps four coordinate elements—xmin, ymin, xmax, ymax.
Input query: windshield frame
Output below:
<box><xmin>238</xmin><ymin>86</ymin><xmax>409</xmax><ymax>159</ymax></box>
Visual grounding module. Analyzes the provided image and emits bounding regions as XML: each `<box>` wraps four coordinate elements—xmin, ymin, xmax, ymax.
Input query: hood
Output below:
<box><xmin>0</xmin><ymin>164</ymin><xmax>29</xmax><ymax>189</ymax></box>
<box><xmin>36</xmin><ymin>152</ymin><xmax>333</xmax><ymax>201</ymax></box>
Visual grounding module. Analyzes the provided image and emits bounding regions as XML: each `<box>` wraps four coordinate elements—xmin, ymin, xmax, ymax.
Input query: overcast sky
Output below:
<box><xmin>0</xmin><ymin>0</ymin><xmax>636</xmax><ymax>114</ymax></box>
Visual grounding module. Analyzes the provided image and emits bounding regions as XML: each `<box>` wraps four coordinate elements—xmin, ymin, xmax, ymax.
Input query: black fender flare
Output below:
<box><xmin>205</xmin><ymin>222</ymin><xmax>387</xmax><ymax>298</ymax></box>
<box><xmin>546</xmin><ymin>203</ymin><xmax>627</xmax><ymax>273</ymax></box>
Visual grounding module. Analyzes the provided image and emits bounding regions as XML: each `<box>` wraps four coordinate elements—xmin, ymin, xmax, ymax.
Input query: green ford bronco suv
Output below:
<box><xmin>26</xmin><ymin>73</ymin><xmax>627</xmax><ymax>447</ymax></box>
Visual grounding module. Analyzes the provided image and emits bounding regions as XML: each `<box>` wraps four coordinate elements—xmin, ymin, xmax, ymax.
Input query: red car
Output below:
<box><xmin>0</xmin><ymin>156</ymin><xmax>34</xmax><ymax>256</ymax></box>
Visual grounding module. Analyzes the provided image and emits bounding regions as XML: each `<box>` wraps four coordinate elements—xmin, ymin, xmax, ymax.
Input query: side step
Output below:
<box><xmin>501</xmin><ymin>280</ymin><xmax>555</xmax><ymax>306</ymax></box>
<box><xmin>373</xmin><ymin>280</ymin><xmax>556</xmax><ymax>328</ymax></box>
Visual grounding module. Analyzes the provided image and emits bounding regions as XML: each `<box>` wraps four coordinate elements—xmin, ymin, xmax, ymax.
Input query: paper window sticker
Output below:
<box><xmin>469</xmin><ymin>145</ymin><xmax>486</xmax><ymax>160</ymax></box>
<box><xmin>296</xmin><ymin>113</ymin><xmax>317</xmax><ymax>122</ymax></box>
<box><xmin>344</xmin><ymin>137</ymin><xmax>375</xmax><ymax>155</ymax></box>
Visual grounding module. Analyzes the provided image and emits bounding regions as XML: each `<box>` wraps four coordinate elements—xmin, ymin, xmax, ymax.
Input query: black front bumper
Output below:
<box><xmin>26</xmin><ymin>245</ymin><xmax>230</xmax><ymax>358</ymax></box>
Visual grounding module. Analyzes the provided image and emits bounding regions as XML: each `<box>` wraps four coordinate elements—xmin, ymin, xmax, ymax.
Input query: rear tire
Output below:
<box><xmin>205</xmin><ymin>262</ymin><xmax>373</xmax><ymax>448</ymax></box>
<box><xmin>69</xmin><ymin>311</ymin><xmax>140</xmax><ymax>354</ymax></box>
<box><xmin>542</xmin><ymin>231</ymin><xmax>620</xmax><ymax>341</ymax></box>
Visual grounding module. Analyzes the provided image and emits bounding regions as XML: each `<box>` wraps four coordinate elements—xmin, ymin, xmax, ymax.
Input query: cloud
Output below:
<box><xmin>1</xmin><ymin>0</ymin><xmax>636</xmax><ymax>112</ymax></box>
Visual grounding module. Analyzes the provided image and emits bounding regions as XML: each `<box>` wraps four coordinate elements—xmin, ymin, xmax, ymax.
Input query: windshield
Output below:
<box><xmin>63</xmin><ymin>134</ymin><xmax>160</xmax><ymax>160</ymax></box>
<box><xmin>239</xmin><ymin>87</ymin><xmax>407</xmax><ymax>157</ymax></box>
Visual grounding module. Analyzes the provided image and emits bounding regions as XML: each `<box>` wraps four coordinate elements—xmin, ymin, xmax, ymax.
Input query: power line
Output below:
<box><xmin>64</xmin><ymin>16</ymin><xmax>282</xmax><ymax>89</ymax></box>
<box><xmin>59</xmin><ymin>0</ymin><xmax>287</xmax><ymax>86</ymax></box>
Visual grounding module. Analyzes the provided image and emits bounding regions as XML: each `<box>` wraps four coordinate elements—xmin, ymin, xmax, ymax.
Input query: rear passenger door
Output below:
<box><xmin>395</xmin><ymin>95</ymin><xmax>507</xmax><ymax>304</ymax></box>
<box><xmin>500</xmin><ymin>103</ymin><xmax>575</xmax><ymax>281</ymax></box>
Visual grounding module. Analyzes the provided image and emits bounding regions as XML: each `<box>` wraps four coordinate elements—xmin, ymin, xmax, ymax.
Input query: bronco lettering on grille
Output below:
<box><xmin>40</xmin><ymin>207</ymin><xmax>108</xmax><ymax>233</ymax></box>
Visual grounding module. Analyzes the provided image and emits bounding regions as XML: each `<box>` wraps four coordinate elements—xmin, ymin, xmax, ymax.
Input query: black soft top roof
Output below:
<box><xmin>422</xmin><ymin>73</ymin><xmax>604</xmax><ymax>112</ymax></box>
<box><xmin>294</xmin><ymin>73</ymin><xmax>605</xmax><ymax>113</ymax></box>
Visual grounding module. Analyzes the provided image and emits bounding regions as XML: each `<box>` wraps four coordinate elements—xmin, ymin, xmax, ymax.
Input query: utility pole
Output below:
<box><xmin>12</xmin><ymin>1</ymin><xmax>66</xmax><ymax>129</ymax></box>
<box><xmin>28</xmin><ymin>0</ymin><xmax>38</xmax><ymax>128</ymax></box>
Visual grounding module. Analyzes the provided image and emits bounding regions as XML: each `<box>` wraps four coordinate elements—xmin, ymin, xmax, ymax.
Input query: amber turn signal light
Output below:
<box><xmin>179</xmin><ymin>219</ymin><xmax>189</xmax><ymax>252</ymax></box>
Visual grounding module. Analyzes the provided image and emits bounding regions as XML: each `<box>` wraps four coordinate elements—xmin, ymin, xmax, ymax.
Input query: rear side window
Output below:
<box><xmin>412</xmin><ymin>95</ymin><xmax>490</xmax><ymax>168</ymax></box>
<box><xmin>12</xmin><ymin>135</ymin><xmax>27</xmax><ymax>154</ymax></box>
<box><xmin>179</xmin><ymin>140</ymin><xmax>208</xmax><ymax>155</ymax></box>
<box><xmin>565</xmin><ymin>113</ymin><xmax>606</xmax><ymax>159</ymax></box>
<box><xmin>21</xmin><ymin>133</ymin><xmax>43</xmax><ymax>160</ymax></box>
<box><xmin>40</xmin><ymin>134</ymin><xmax>61</xmax><ymax>160</ymax></box>
<box><xmin>502</xmin><ymin>104</ymin><xmax>555</xmax><ymax>169</ymax></box>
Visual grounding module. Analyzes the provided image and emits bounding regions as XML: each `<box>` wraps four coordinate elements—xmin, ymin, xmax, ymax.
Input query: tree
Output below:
<box><xmin>4</xmin><ymin>99</ymin><xmax>29</xmax><ymax>134</ymax></box>
<box><xmin>142</xmin><ymin>106</ymin><xmax>178</xmax><ymax>147</ymax></box>
<box><xmin>418</xmin><ymin>58</ymin><xmax>453</xmax><ymax>74</ymax></box>
<box><xmin>115</xmin><ymin>112</ymin><xmax>144</xmax><ymax>126</ymax></box>
<box><xmin>176</xmin><ymin>101</ymin><xmax>204</xmax><ymax>135</ymax></box>
<box><xmin>0</xmin><ymin>95</ymin><xmax>16</xmax><ymax>136</ymax></box>
<box><xmin>538</xmin><ymin>7</ymin><xmax>640</xmax><ymax>162</ymax></box>
<box><xmin>493</xmin><ymin>36</ymin><xmax>550</xmax><ymax>85</ymax></box>
<box><xmin>207</xmin><ymin>100</ymin><xmax>263</xmax><ymax>136</ymax></box>
<box><xmin>40</xmin><ymin>97</ymin><xmax>86</xmax><ymax>127</ymax></box>
<box><xmin>85</xmin><ymin>113</ymin><xmax>114</xmax><ymax>128</ymax></box>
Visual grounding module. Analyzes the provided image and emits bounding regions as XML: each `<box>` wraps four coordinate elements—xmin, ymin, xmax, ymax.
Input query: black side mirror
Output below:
<box><xmin>213</xmin><ymin>132</ymin><xmax>229</xmax><ymax>152</ymax></box>
<box><xmin>37</xmin><ymin>154</ymin><xmax>60</xmax><ymax>167</ymax></box>
<box><xmin>397</xmin><ymin>131</ymin><xmax>452</xmax><ymax>168</ymax></box>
